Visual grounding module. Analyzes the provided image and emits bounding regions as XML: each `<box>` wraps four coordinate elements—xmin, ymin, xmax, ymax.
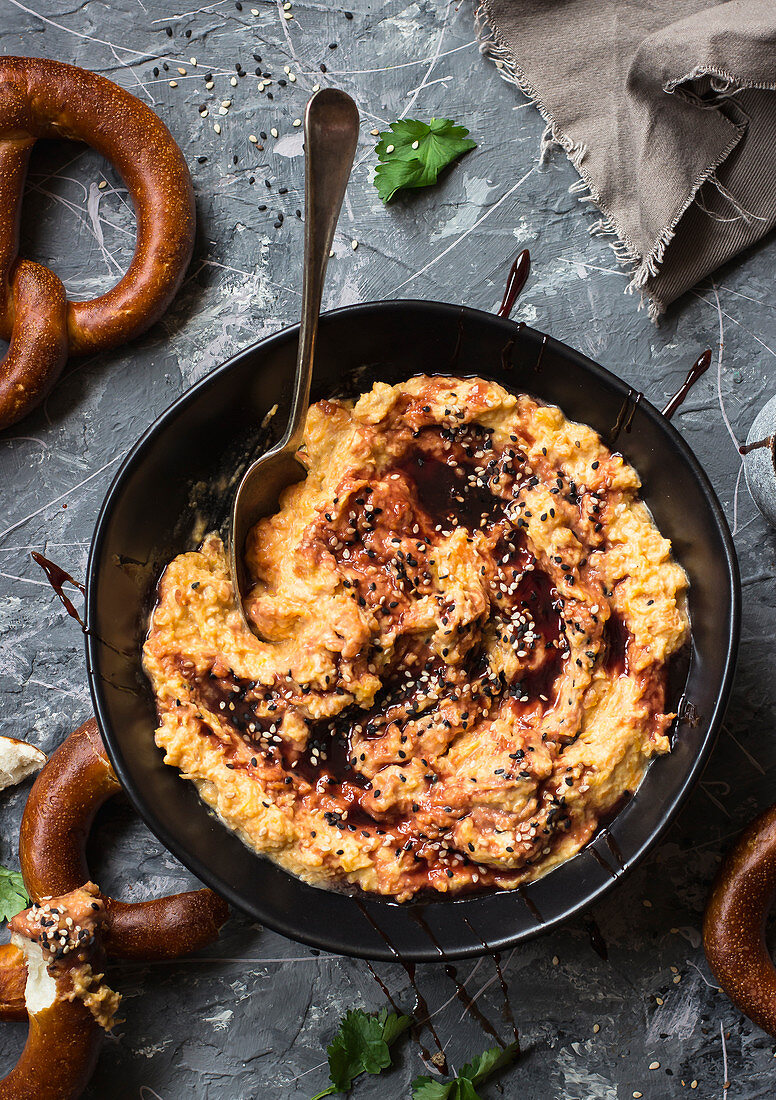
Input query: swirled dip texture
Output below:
<box><xmin>144</xmin><ymin>376</ymin><xmax>689</xmax><ymax>901</ymax></box>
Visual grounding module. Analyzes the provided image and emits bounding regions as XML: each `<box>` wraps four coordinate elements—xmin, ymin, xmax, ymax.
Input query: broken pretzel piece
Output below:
<box><xmin>0</xmin><ymin>739</ymin><xmax>46</xmax><ymax>793</ymax></box>
<box><xmin>0</xmin><ymin>883</ymin><xmax>118</xmax><ymax>1100</ymax></box>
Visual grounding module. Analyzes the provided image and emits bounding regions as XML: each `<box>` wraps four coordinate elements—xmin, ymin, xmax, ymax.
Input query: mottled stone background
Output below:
<box><xmin>1</xmin><ymin>1</ymin><xmax>775</xmax><ymax>1097</ymax></box>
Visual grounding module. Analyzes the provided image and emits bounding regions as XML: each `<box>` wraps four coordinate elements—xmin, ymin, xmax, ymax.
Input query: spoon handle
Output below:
<box><xmin>284</xmin><ymin>88</ymin><xmax>360</xmax><ymax>453</ymax></box>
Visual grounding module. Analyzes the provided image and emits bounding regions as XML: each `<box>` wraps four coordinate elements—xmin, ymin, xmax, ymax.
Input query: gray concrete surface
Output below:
<box><xmin>1</xmin><ymin>1</ymin><xmax>775</xmax><ymax>1096</ymax></box>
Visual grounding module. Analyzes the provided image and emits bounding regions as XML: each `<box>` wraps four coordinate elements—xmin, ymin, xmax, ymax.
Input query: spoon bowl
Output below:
<box><xmin>229</xmin><ymin>87</ymin><xmax>359</xmax><ymax>632</ymax></box>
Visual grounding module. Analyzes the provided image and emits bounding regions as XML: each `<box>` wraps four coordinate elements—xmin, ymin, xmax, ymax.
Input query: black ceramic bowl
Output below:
<box><xmin>85</xmin><ymin>302</ymin><xmax>740</xmax><ymax>961</ymax></box>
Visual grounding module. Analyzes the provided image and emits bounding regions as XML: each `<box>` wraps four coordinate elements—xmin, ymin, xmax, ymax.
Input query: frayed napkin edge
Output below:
<box><xmin>474</xmin><ymin>0</ymin><xmax>745</xmax><ymax>321</ymax></box>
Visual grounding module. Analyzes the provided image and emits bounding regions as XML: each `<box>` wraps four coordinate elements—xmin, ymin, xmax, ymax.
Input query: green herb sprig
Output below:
<box><xmin>411</xmin><ymin>1042</ymin><xmax>520</xmax><ymax>1100</ymax></box>
<box><xmin>310</xmin><ymin>1007</ymin><xmax>412</xmax><ymax>1099</ymax></box>
<box><xmin>374</xmin><ymin>118</ymin><xmax>476</xmax><ymax>203</ymax></box>
<box><xmin>0</xmin><ymin>864</ymin><xmax>29</xmax><ymax>923</ymax></box>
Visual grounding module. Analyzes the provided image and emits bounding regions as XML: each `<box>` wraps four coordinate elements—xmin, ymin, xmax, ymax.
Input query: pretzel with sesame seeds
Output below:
<box><xmin>19</xmin><ymin>718</ymin><xmax>229</xmax><ymax>960</ymax></box>
<box><xmin>0</xmin><ymin>883</ymin><xmax>117</xmax><ymax>1100</ymax></box>
<box><xmin>704</xmin><ymin>803</ymin><xmax>776</xmax><ymax>1037</ymax></box>
<box><xmin>0</xmin><ymin>56</ymin><xmax>195</xmax><ymax>431</ymax></box>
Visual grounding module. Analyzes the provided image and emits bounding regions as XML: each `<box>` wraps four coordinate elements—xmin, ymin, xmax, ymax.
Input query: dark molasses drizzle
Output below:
<box><xmin>364</xmin><ymin>961</ymin><xmax>403</xmax><ymax>1016</ymax></box>
<box><xmin>601</xmin><ymin>613</ymin><xmax>630</xmax><ymax>675</ymax></box>
<box><xmin>589</xmin><ymin>846</ymin><xmax>618</xmax><ymax>879</ymax></box>
<box><xmin>609</xmin><ymin>389</ymin><xmax>642</xmax><ymax>446</ymax></box>
<box><xmin>355</xmin><ymin>901</ymin><xmax>448</xmax><ymax>1074</ymax></box>
<box><xmin>498</xmin><ymin>249</ymin><xmax>530</xmax><ymax>319</ymax></box>
<box><xmin>585</xmin><ymin>917</ymin><xmax>609</xmax><ymax>961</ymax></box>
<box><xmin>461</xmin><ymin>916</ymin><xmax>520</xmax><ymax>1047</ymax></box>
<box><xmin>409</xmin><ymin>911</ymin><xmax>504</xmax><ymax>1048</ymax></box>
<box><xmin>534</xmin><ymin>332</ymin><xmax>548</xmax><ymax>372</ymax></box>
<box><xmin>31</xmin><ymin>551</ymin><xmax>86</xmax><ymax>628</ymax></box>
<box><xmin>662</xmin><ymin>349</ymin><xmax>712</xmax><ymax>420</ymax></box>
<box><xmin>604</xmin><ymin>833</ymin><xmax>626</xmax><ymax>869</ymax></box>
<box><xmin>517</xmin><ymin>885</ymin><xmax>544</xmax><ymax>924</ymax></box>
<box><xmin>739</xmin><ymin>435</ymin><xmax>773</xmax><ymax>456</ymax></box>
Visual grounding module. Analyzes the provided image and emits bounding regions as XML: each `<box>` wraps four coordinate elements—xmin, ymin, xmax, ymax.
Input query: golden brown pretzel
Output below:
<box><xmin>704</xmin><ymin>803</ymin><xmax>776</xmax><ymax>1036</ymax></box>
<box><xmin>20</xmin><ymin>718</ymin><xmax>229</xmax><ymax>960</ymax></box>
<box><xmin>0</xmin><ymin>56</ymin><xmax>195</xmax><ymax>430</ymax></box>
<box><xmin>0</xmin><ymin>946</ymin><xmax>25</xmax><ymax>1022</ymax></box>
<box><xmin>0</xmin><ymin>884</ymin><xmax>116</xmax><ymax>1100</ymax></box>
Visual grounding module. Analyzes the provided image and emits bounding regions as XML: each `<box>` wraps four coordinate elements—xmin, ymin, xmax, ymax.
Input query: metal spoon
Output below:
<box><xmin>229</xmin><ymin>87</ymin><xmax>360</xmax><ymax>635</ymax></box>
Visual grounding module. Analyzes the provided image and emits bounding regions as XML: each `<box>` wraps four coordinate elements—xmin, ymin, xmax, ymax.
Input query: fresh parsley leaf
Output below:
<box><xmin>0</xmin><ymin>864</ymin><xmax>29</xmax><ymax>923</ymax></box>
<box><xmin>310</xmin><ymin>1006</ymin><xmax>412</xmax><ymax>1100</ymax></box>
<box><xmin>374</xmin><ymin>118</ymin><xmax>476</xmax><ymax>203</ymax></box>
<box><xmin>411</xmin><ymin>1042</ymin><xmax>519</xmax><ymax>1100</ymax></box>
<box><xmin>458</xmin><ymin>1043</ymin><xmax>519</xmax><ymax>1083</ymax></box>
<box><xmin>410</xmin><ymin>1078</ymin><xmax>453</xmax><ymax>1100</ymax></box>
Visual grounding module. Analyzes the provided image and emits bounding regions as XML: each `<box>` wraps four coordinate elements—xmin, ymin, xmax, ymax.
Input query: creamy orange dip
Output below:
<box><xmin>143</xmin><ymin>376</ymin><xmax>689</xmax><ymax>901</ymax></box>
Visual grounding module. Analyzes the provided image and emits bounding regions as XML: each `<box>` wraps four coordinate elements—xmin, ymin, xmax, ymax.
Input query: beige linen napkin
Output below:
<box><xmin>477</xmin><ymin>0</ymin><xmax>776</xmax><ymax>317</ymax></box>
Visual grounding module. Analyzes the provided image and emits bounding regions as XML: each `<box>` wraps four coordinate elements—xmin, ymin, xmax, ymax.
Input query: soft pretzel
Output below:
<box><xmin>0</xmin><ymin>738</ymin><xmax>46</xmax><ymax>792</ymax></box>
<box><xmin>20</xmin><ymin>718</ymin><xmax>229</xmax><ymax>960</ymax></box>
<box><xmin>0</xmin><ymin>883</ymin><xmax>117</xmax><ymax>1100</ymax></box>
<box><xmin>0</xmin><ymin>56</ymin><xmax>195</xmax><ymax>430</ymax></box>
<box><xmin>0</xmin><ymin>945</ymin><xmax>26</xmax><ymax>1022</ymax></box>
<box><xmin>704</xmin><ymin>803</ymin><xmax>776</xmax><ymax>1036</ymax></box>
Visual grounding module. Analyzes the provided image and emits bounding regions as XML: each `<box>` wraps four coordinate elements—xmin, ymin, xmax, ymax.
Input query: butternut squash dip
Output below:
<box><xmin>144</xmin><ymin>376</ymin><xmax>689</xmax><ymax>901</ymax></box>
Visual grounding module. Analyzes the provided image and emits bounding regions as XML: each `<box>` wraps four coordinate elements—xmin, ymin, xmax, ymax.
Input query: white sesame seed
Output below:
<box><xmin>190</xmin><ymin>57</ymin><xmax>197</xmax><ymax>65</ymax></box>
<box><xmin>284</xmin><ymin>65</ymin><xmax>291</xmax><ymax>74</ymax></box>
<box><xmin>649</xmin><ymin>1061</ymin><xmax>660</xmax><ymax>1071</ymax></box>
<box><xmin>289</xmin><ymin>73</ymin><xmax>296</xmax><ymax>82</ymax></box>
<box><xmin>386</xmin><ymin>144</ymin><xmax>395</xmax><ymax>154</ymax></box>
<box><xmin>411</xmin><ymin>139</ymin><xmax>419</xmax><ymax>149</ymax></box>
<box><xmin>206</xmin><ymin>80</ymin><xmax>214</xmax><ymax>90</ymax></box>
<box><xmin>177</xmin><ymin>67</ymin><xmax>187</xmax><ymax>75</ymax></box>
<box><xmin>370</xmin><ymin>128</ymin><xmax>379</xmax><ymax>136</ymax></box>
<box><xmin>284</xmin><ymin>10</ymin><xmax>293</xmax><ymax>18</ymax></box>
<box><xmin>169</xmin><ymin>80</ymin><xmax>178</xmax><ymax>87</ymax></box>
<box><xmin>312</xmin><ymin>83</ymin><xmax>320</xmax><ymax>92</ymax></box>
<box><xmin>249</xmin><ymin>134</ymin><xmax>258</xmax><ymax>143</ymax></box>
<box><xmin>293</xmin><ymin>118</ymin><xmax>302</xmax><ymax>127</ymax></box>
<box><xmin>219</xmin><ymin>106</ymin><xmax>228</xmax><ymax>115</ymax></box>
<box><xmin>98</xmin><ymin>180</ymin><xmax>107</xmax><ymax>190</ymax></box>
<box><xmin>351</xmin><ymin>239</ymin><xmax>358</xmax><ymax>250</ymax></box>
<box><xmin>270</xmin><ymin>127</ymin><xmax>279</xmax><ymax>138</ymax></box>
<box><xmin>214</xmin><ymin>123</ymin><xmax>221</xmax><ymax>134</ymax></box>
<box><xmin>230</xmin><ymin>76</ymin><xmax>238</xmax><ymax>86</ymax></box>
<box><xmin>221</xmin><ymin>99</ymin><xmax>232</xmax><ymax>107</ymax></box>
<box><xmin>251</xmin><ymin>7</ymin><xmax>259</xmax><ymax>13</ymax></box>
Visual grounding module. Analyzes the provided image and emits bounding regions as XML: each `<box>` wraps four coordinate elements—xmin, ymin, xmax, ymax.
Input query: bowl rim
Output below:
<box><xmin>85</xmin><ymin>299</ymin><xmax>741</xmax><ymax>960</ymax></box>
